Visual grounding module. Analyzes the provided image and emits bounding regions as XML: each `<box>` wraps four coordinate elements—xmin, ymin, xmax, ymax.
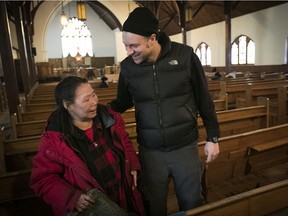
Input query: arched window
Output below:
<box><xmin>195</xmin><ymin>42</ymin><xmax>211</xmax><ymax>66</ymax></box>
<box><xmin>231</xmin><ymin>35</ymin><xmax>255</xmax><ymax>65</ymax></box>
<box><xmin>61</xmin><ymin>17</ymin><xmax>93</xmax><ymax>58</ymax></box>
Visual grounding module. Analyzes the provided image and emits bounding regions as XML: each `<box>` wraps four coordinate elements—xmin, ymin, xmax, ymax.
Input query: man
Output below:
<box><xmin>110</xmin><ymin>7</ymin><xmax>220</xmax><ymax>216</ymax></box>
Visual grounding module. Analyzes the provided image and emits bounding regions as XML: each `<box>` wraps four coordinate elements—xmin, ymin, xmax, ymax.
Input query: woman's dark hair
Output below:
<box><xmin>48</xmin><ymin>76</ymin><xmax>89</xmax><ymax>134</ymax></box>
<box><xmin>55</xmin><ymin>76</ymin><xmax>88</xmax><ymax>108</ymax></box>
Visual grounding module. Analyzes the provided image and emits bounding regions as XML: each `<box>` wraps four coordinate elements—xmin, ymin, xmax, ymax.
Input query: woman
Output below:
<box><xmin>30</xmin><ymin>76</ymin><xmax>144</xmax><ymax>216</ymax></box>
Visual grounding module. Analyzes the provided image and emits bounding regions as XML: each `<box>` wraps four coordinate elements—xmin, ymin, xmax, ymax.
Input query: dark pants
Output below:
<box><xmin>138</xmin><ymin>143</ymin><xmax>202</xmax><ymax>216</ymax></box>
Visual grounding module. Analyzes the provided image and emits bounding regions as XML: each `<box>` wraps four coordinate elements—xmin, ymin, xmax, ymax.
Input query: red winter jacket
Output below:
<box><xmin>30</xmin><ymin>106</ymin><xmax>144</xmax><ymax>216</ymax></box>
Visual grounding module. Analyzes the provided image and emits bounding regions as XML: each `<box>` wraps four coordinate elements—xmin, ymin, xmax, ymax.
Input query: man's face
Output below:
<box><xmin>122</xmin><ymin>32</ymin><xmax>155</xmax><ymax>64</ymax></box>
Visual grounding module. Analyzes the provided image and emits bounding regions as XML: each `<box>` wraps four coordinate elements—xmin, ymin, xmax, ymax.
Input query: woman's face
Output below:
<box><xmin>68</xmin><ymin>83</ymin><xmax>98</xmax><ymax>122</ymax></box>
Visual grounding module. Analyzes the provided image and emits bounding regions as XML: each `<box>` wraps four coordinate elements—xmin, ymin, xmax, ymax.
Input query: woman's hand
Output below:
<box><xmin>131</xmin><ymin>170</ymin><xmax>137</xmax><ymax>189</ymax></box>
<box><xmin>76</xmin><ymin>193</ymin><xmax>95</xmax><ymax>212</ymax></box>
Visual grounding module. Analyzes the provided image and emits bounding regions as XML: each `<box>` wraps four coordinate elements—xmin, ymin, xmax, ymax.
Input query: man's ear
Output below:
<box><xmin>150</xmin><ymin>33</ymin><xmax>157</xmax><ymax>42</ymax></box>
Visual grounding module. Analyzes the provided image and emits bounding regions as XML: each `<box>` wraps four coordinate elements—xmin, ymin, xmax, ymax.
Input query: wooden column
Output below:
<box><xmin>0</xmin><ymin>1</ymin><xmax>20</xmax><ymax>115</ymax></box>
<box><xmin>22</xmin><ymin>2</ymin><xmax>37</xmax><ymax>86</ymax></box>
<box><xmin>14</xmin><ymin>3</ymin><xmax>31</xmax><ymax>95</ymax></box>
<box><xmin>224</xmin><ymin>2</ymin><xmax>232</xmax><ymax>74</ymax></box>
<box><xmin>177</xmin><ymin>1</ymin><xmax>187</xmax><ymax>45</ymax></box>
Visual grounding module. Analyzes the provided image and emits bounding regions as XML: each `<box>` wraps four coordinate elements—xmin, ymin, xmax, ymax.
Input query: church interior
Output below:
<box><xmin>0</xmin><ymin>1</ymin><xmax>288</xmax><ymax>215</ymax></box>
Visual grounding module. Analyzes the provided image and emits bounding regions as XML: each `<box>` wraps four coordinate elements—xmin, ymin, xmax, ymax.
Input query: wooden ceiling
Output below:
<box><xmin>135</xmin><ymin>1</ymin><xmax>287</xmax><ymax>35</ymax></box>
<box><xmin>87</xmin><ymin>1</ymin><xmax>287</xmax><ymax>36</ymax></box>
<box><xmin>6</xmin><ymin>1</ymin><xmax>288</xmax><ymax>37</ymax></box>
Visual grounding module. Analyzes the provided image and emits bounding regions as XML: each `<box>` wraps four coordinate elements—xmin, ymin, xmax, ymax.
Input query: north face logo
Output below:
<box><xmin>168</xmin><ymin>60</ymin><xmax>178</xmax><ymax>65</ymax></box>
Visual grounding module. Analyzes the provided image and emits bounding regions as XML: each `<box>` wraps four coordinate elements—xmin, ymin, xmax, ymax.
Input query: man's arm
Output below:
<box><xmin>190</xmin><ymin>52</ymin><xmax>220</xmax><ymax>139</ymax></box>
<box><xmin>110</xmin><ymin>72</ymin><xmax>134</xmax><ymax>113</ymax></box>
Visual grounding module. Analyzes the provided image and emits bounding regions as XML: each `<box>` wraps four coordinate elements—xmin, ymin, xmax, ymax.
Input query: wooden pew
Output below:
<box><xmin>17</xmin><ymin>101</ymin><xmax>135</xmax><ymax>123</ymax></box>
<box><xmin>235</xmin><ymin>82</ymin><xmax>288</xmax><ymax>126</ymax></box>
<box><xmin>182</xmin><ymin>179</ymin><xmax>288</xmax><ymax>216</ymax></box>
<box><xmin>1</xmin><ymin>123</ymin><xmax>287</xmax><ymax>215</ymax></box>
<box><xmin>31</xmin><ymin>88</ymin><xmax>118</xmax><ymax>99</ymax></box>
<box><xmin>0</xmin><ymin>82</ymin><xmax>8</xmax><ymax>113</ymax></box>
<box><xmin>17</xmin><ymin>94</ymin><xmax>227</xmax><ymax>123</ymax></box>
<box><xmin>197</xmin><ymin>124</ymin><xmax>288</xmax><ymax>201</ymax></box>
<box><xmin>2</xmin><ymin>134</ymin><xmax>41</xmax><ymax>172</ymax></box>
<box><xmin>0</xmin><ymin>169</ymin><xmax>34</xmax><ymax>202</ymax></box>
<box><xmin>9</xmin><ymin>100</ymin><xmax>269</xmax><ymax>171</ymax></box>
<box><xmin>27</xmin><ymin>93</ymin><xmax>117</xmax><ymax>104</ymax></box>
<box><xmin>226</xmin><ymin>79</ymin><xmax>288</xmax><ymax>108</ymax></box>
<box><xmin>278</xmin><ymin>85</ymin><xmax>288</xmax><ymax>124</ymax></box>
<box><xmin>207</xmin><ymin>80</ymin><xmax>226</xmax><ymax>101</ymax></box>
<box><xmin>20</xmin><ymin>102</ymin><xmax>57</xmax><ymax>112</ymax></box>
<box><xmin>2</xmin><ymin>123</ymin><xmax>287</xmax><ymax>215</ymax></box>
<box><xmin>168</xmin><ymin>123</ymin><xmax>288</xmax><ymax>214</ymax></box>
<box><xmin>10</xmin><ymin>114</ymin><xmax>46</xmax><ymax>138</ymax></box>
<box><xmin>125</xmin><ymin>101</ymin><xmax>269</xmax><ymax>148</ymax></box>
<box><xmin>11</xmin><ymin>107</ymin><xmax>135</xmax><ymax>138</ymax></box>
<box><xmin>198</xmin><ymin>102</ymin><xmax>269</xmax><ymax>141</ymax></box>
<box><xmin>270</xmin><ymin>85</ymin><xmax>288</xmax><ymax>125</ymax></box>
<box><xmin>237</xmin><ymin>83</ymin><xmax>280</xmax><ymax>107</ymax></box>
<box><xmin>11</xmin><ymin>100</ymin><xmax>269</xmax><ymax>146</ymax></box>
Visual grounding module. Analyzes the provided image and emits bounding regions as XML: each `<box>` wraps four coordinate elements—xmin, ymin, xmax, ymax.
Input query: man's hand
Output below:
<box><xmin>204</xmin><ymin>142</ymin><xmax>219</xmax><ymax>163</ymax></box>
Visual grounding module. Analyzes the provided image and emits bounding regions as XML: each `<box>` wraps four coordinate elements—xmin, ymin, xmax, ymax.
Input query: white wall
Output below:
<box><xmin>186</xmin><ymin>3</ymin><xmax>288</xmax><ymax>66</ymax></box>
<box><xmin>45</xmin><ymin>1</ymin><xmax>116</xmax><ymax>60</ymax></box>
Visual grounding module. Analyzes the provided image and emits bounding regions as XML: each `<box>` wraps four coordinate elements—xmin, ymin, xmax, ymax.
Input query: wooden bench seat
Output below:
<box><xmin>248</xmin><ymin>136</ymin><xmax>288</xmax><ymax>153</ymax></box>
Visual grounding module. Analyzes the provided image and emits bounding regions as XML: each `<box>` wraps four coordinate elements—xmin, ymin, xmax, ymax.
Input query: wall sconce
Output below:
<box><xmin>77</xmin><ymin>1</ymin><xmax>86</xmax><ymax>21</ymax></box>
<box><xmin>60</xmin><ymin>1</ymin><xmax>68</xmax><ymax>26</ymax></box>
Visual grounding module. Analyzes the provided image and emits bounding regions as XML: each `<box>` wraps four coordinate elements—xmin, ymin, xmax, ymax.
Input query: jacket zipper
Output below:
<box><xmin>153</xmin><ymin>64</ymin><xmax>165</xmax><ymax>144</ymax></box>
<box><xmin>153</xmin><ymin>64</ymin><xmax>162</xmax><ymax>126</ymax></box>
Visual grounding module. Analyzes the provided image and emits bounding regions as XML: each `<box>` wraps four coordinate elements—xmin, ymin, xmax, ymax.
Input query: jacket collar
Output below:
<box><xmin>96</xmin><ymin>104</ymin><xmax>115</xmax><ymax>129</ymax></box>
<box><xmin>157</xmin><ymin>31</ymin><xmax>171</xmax><ymax>60</ymax></box>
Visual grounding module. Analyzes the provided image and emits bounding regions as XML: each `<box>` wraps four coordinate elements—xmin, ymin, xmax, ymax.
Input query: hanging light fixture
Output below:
<box><xmin>61</xmin><ymin>17</ymin><xmax>93</xmax><ymax>58</ymax></box>
<box><xmin>60</xmin><ymin>1</ymin><xmax>68</xmax><ymax>26</ymax></box>
<box><xmin>77</xmin><ymin>1</ymin><xmax>86</xmax><ymax>21</ymax></box>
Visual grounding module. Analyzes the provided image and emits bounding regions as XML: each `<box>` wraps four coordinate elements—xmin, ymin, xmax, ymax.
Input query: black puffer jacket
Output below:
<box><xmin>111</xmin><ymin>32</ymin><xmax>219</xmax><ymax>151</ymax></box>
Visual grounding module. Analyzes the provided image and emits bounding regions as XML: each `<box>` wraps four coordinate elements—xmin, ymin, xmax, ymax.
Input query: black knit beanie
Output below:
<box><xmin>122</xmin><ymin>7</ymin><xmax>159</xmax><ymax>37</ymax></box>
